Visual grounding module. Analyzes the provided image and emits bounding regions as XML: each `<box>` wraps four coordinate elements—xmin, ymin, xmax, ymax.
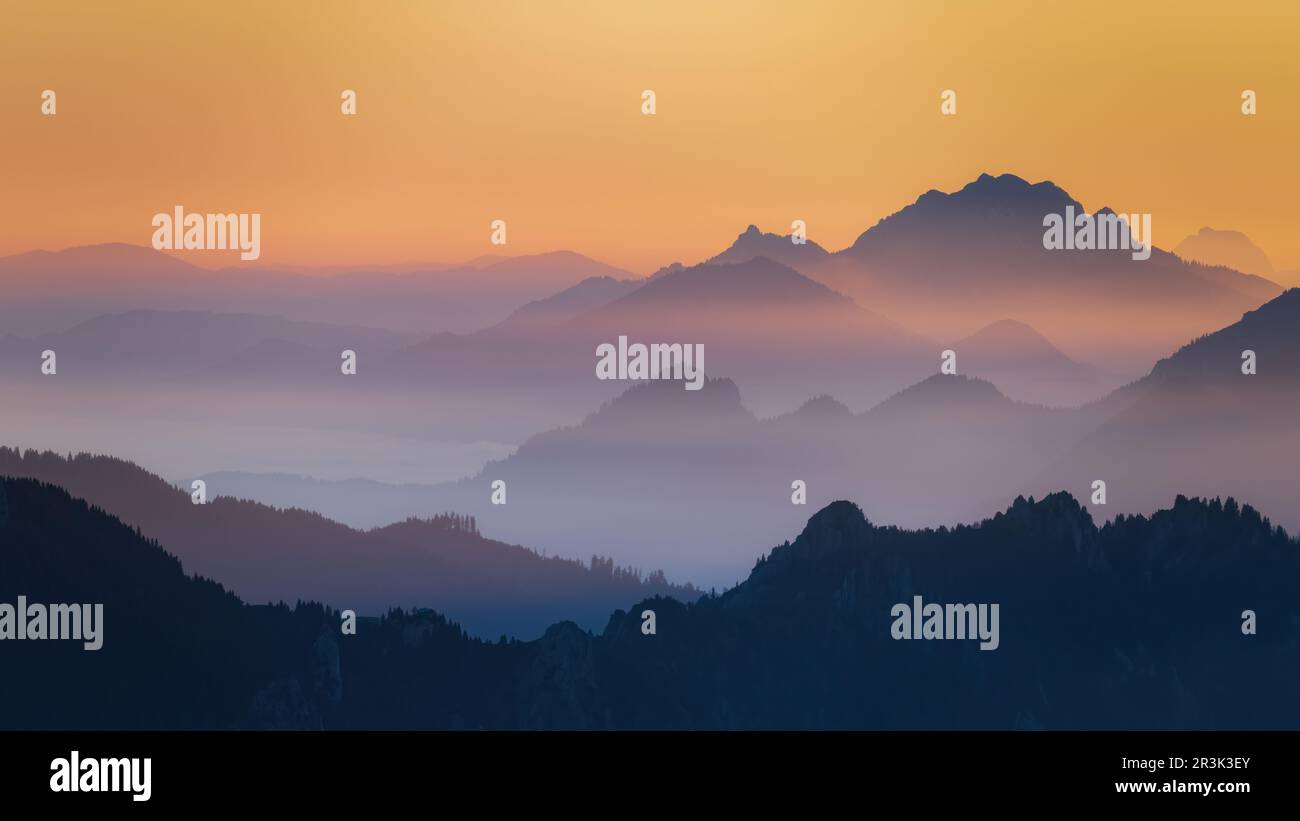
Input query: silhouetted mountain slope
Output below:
<box><xmin>295</xmin><ymin>249</ymin><xmax>640</xmax><ymax>334</ymax></box>
<box><xmin>382</xmin><ymin>255</ymin><xmax>935</xmax><ymax>418</ymax></box>
<box><xmin>0</xmin><ymin>243</ymin><xmax>634</xmax><ymax>336</ymax></box>
<box><xmin>491</xmin><ymin>275</ymin><xmax>641</xmax><ymax>332</ymax></box>
<box><xmin>791</xmin><ymin>173</ymin><xmax>1282</xmax><ymax>369</ymax></box>
<box><xmin>0</xmin><ymin>477</ymin><xmax>336</xmax><ymax>729</ymax></box>
<box><xmin>1073</xmin><ymin>287</ymin><xmax>1300</xmax><ymax>425</ymax></box>
<box><xmin>647</xmin><ymin>261</ymin><xmax>685</xmax><ymax>280</ymax></box>
<box><xmin>422</xmin><ymin>373</ymin><xmax>1096</xmax><ymax>585</ymax></box>
<box><xmin>1043</xmin><ymin>288</ymin><xmax>1300</xmax><ymax>528</ymax></box>
<box><xmin>707</xmin><ymin>224</ymin><xmax>831</xmax><ymax>268</ymax></box>
<box><xmin>867</xmin><ymin>372</ymin><xmax>1016</xmax><ymax>416</ymax></box>
<box><xmin>187</xmin><ymin>472</ymin><xmax>445</xmax><ymax>531</ymax></box>
<box><xmin>0</xmin><ymin>309</ymin><xmax>414</xmax><ymax>383</ymax></box>
<box><xmin>466</xmin><ymin>250</ymin><xmax>633</xmax><ymax>283</ymax></box>
<box><xmin>6</xmin><ymin>479</ymin><xmax>1295</xmax><ymax>729</ymax></box>
<box><xmin>943</xmin><ymin>319</ymin><xmax>1113</xmax><ymax>406</ymax></box>
<box><xmin>1173</xmin><ymin>226</ymin><xmax>1275</xmax><ymax>278</ymax></box>
<box><xmin>0</xmin><ymin>448</ymin><xmax>696</xmax><ymax>639</ymax></box>
<box><xmin>772</xmin><ymin>394</ymin><xmax>854</xmax><ymax>424</ymax></box>
<box><xmin>1138</xmin><ymin>287</ymin><xmax>1300</xmax><ymax>389</ymax></box>
<box><xmin>574</xmin><ymin>256</ymin><xmax>932</xmax><ymax>411</ymax></box>
<box><xmin>588</xmin><ymin>493</ymin><xmax>1297</xmax><ymax>729</ymax></box>
<box><xmin>898</xmin><ymin>278</ymin><xmax>1294</xmax><ymax>521</ymax></box>
<box><xmin>950</xmin><ymin>319</ymin><xmax>1082</xmax><ymax>371</ymax></box>
<box><xmin>838</xmin><ymin>173</ymin><xmax>1277</xmax><ymax>301</ymax></box>
<box><xmin>597</xmin><ymin>254</ymin><xmax>859</xmax><ymax>313</ymax></box>
<box><xmin>0</xmin><ymin>242</ymin><xmax>202</xmax><ymax>279</ymax></box>
<box><xmin>403</xmin><ymin>285</ymin><xmax>1300</xmax><ymax>584</ymax></box>
<box><xmin>512</xmin><ymin>493</ymin><xmax>1296</xmax><ymax>729</ymax></box>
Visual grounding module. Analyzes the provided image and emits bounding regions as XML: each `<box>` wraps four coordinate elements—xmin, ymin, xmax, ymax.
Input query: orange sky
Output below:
<box><xmin>2</xmin><ymin>0</ymin><xmax>1298</xmax><ymax>278</ymax></box>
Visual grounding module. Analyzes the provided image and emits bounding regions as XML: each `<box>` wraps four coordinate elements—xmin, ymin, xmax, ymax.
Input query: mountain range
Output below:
<box><xmin>28</xmin><ymin>279</ymin><xmax>1279</xmax><ymax>590</ymax></box>
<box><xmin>943</xmin><ymin>319</ymin><xmax>1109</xmax><ymax>406</ymax></box>
<box><xmin>375</xmin><ymin>286</ymin><xmax>1300</xmax><ymax>586</ymax></box>
<box><xmin>5</xmin><ymin>287</ymin><xmax>1292</xmax><ymax>590</ymax></box>
<box><xmin>0</xmin><ymin>244</ymin><xmax>638</xmax><ymax>336</ymax></box>
<box><xmin>3</xmin><ymin>477</ymin><xmax>1295</xmax><ymax>729</ymax></box>
<box><xmin>1</xmin><ymin>170</ymin><xmax>1295</xmax><ymax>588</ymax></box>
<box><xmin>710</xmin><ymin>174</ymin><xmax>1281</xmax><ymax>370</ymax></box>
<box><xmin>4</xmin><ymin>172</ymin><xmax>1282</xmax><ymax>410</ymax></box>
<box><xmin>0</xmin><ymin>448</ymin><xmax>697</xmax><ymax>640</ymax></box>
<box><xmin>1173</xmin><ymin>226</ymin><xmax>1276</xmax><ymax>279</ymax></box>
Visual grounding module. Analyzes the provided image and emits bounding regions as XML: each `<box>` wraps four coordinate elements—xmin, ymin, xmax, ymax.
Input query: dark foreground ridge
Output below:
<box><xmin>0</xmin><ymin>477</ymin><xmax>1296</xmax><ymax>729</ymax></box>
<box><xmin>0</xmin><ymin>447</ymin><xmax>698</xmax><ymax>640</ymax></box>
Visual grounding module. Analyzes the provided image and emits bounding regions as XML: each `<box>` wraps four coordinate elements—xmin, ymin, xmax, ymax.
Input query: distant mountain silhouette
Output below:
<box><xmin>580</xmin><ymin>256</ymin><xmax>933</xmax><ymax>411</ymax></box>
<box><xmin>951</xmin><ymin>319</ymin><xmax>1080</xmax><ymax>371</ymax></box>
<box><xmin>945</xmin><ymin>319</ymin><xmax>1113</xmax><ymax>406</ymax></box>
<box><xmin>5</xmin><ymin>477</ymin><xmax>1296</xmax><ymax>729</ymax></box>
<box><xmin>0</xmin><ymin>243</ymin><xmax>635</xmax><ymax>336</ymax></box>
<box><xmin>187</xmin><ymin>472</ymin><xmax>445</xmax><ymax>531</ymax></box>
<box><xmin>384</xmin><ymin>288</ymin><xmax>1300</xmax><ymax>583</ymax></box>
<box><xmin>774</xmin><ymin>393</ymin><xmax>854</xmax><ymax>424</ymax></box>
<box><xmin>1140</xmin><ymin>287</ymin><xmax>1300</xmax><ymax>388</ymax></box>
<box><xmin>1043</xmin><ymin>288</ymin><xmax>1300</xmax><ymax>524</ymax></box>
<box><xmin>839</xmin><ymin>173</ymin><xmax>1276</xmax><ymax>300</ymax></box>
<box><xmin>775</xmin><ymin>173</ymin><xmax>1282</xmax><ymax>370</ymax></box>
<box><xmin>707</xmin><ymin>224</ymin><xmax>831</xmax><ymax>268</ymax></box>
<box><xmin>105</xmin><ymin>286</ymin><xmax>1296</xmax><ymax>588</ymax></box>
<box><xmin>416</xmin><ymin>372</ymin><xmax>1096</xmax><ymax>585</ymax></box>
<box><xmin>382</xmin><ymin>256</ymin><xmax>935</xmax><ymax>419</ymax></box>
<box><xmin>0</xmin><ymin>242</ymin><xmax>202</xmax><ymax>278</ymax></box>
<box><xmin>0</xmin><ymin>309</ymin><xmax>414</xmax><ymax>383</ymax></box>
<box><xmin>458</xmin><ymin>253</ymin><xmax>511</xmax><ymax>268</ymax></box>
<box><xmin>599</xmin><ymin>254</ymin><xmax>852</xmax><ymax>310</ymax></box>
<box><xmin>469</xmin><ymin>250</ymin><xmax>633</xmax><ymax>284</ymax></box>
<box><xmin>647</xmin><ymin>261</ymin><xmax>686</xmax><ymax>280</ymax></box>
<box><xmin>0</xmin><ymin>448</ymin><xmax>697</xmax><ymax>639</ymax></box>
<box><xmin>490</xmin><ymin>275</ymin><xmax>641</xmax><ymax>333</ymax></box>
<box><xmin>0</xmin><ymin>244</ymin><xmax>228</xmax><ymax>335</ymax></box>
<box><xmin>867</xmin><ymin>372</ymin><xmax>1016</xmax><ymax>416</ymax></box>
<box><xmin>1173</xmin><ymin>227</ymin><xmax>1275</xmax><ymax>278</ymax></box>
<box><xmin>5</xmin><ymin>174</ymin><xmax>1271</xmax><ymax>430</ymax></box>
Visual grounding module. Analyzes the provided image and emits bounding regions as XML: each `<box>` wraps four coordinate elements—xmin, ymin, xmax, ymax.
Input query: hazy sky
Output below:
<box><xmin>3</xmin><ymin>0</ymin><xmax>1297</xmax><ymax>276</ymax></box>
